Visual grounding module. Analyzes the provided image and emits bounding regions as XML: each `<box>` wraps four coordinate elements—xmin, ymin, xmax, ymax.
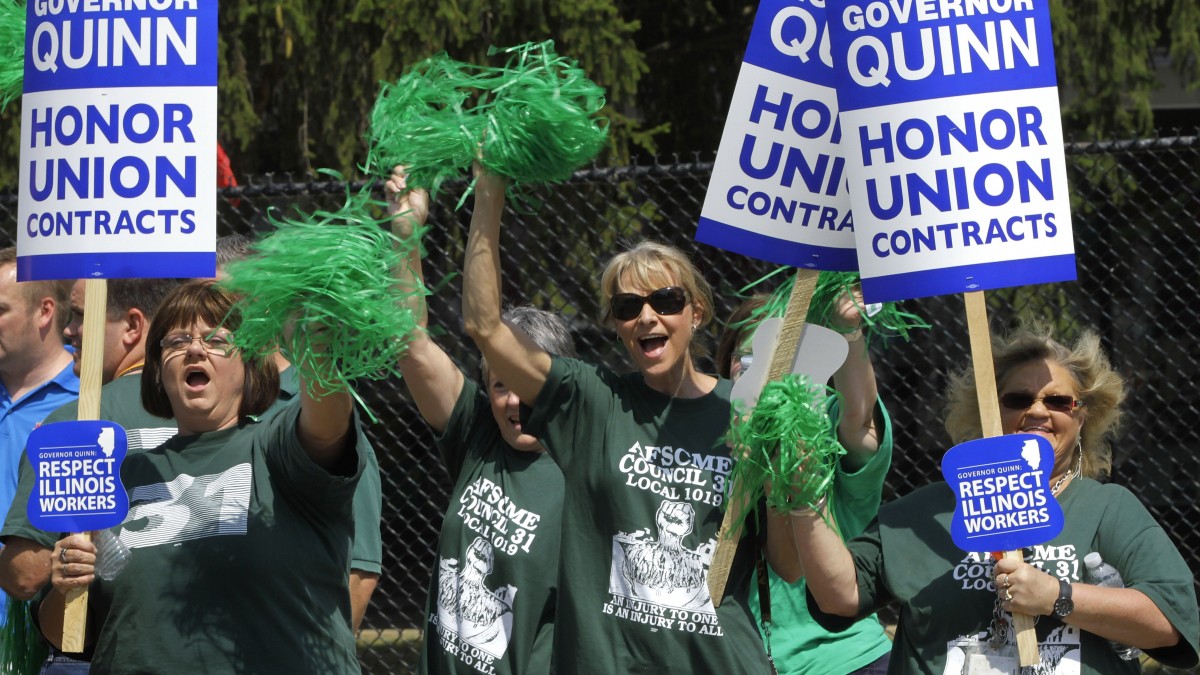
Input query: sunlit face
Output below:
<box><xmin>63</xmin><ymin>280</ymin><xmax>126</xmax><ymax>381</ymax></box>
<box><xmin>486</xmin><ymin>370</ymin><xmax>542</xmax><ymax>452</ymax></box>
<box><xmin>612</xmin><ymin>274</ymin><xmax>699</xmax><ymax>389</ymax></box>
<box><xmin>160</xmin><ymin>321</ymin><xmax>245</xmax><ymax>434</ymax></box>
<box><xmin>998</xmin><ymin>358</ymin><xmax>1084</xmax><ymax>478</ymax></box>
<box><xmin>0</xmin><ymin>264</ymin><xmax>44</xmax><ymax>371</ymax></box>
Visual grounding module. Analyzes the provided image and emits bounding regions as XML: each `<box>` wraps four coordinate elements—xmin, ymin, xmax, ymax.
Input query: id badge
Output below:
<box><xmin>955</xmin><ymin>636</ymin><xmax>1020</xmax><ymax>675</ymax></box>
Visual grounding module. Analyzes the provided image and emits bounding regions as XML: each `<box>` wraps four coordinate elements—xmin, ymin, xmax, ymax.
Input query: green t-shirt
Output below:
<box><xmin>1</xmin><ymin>373</ymin><xmax>177</xmax><ymax>548</ymax></box>
<box><xmin>89</xmin><ymin>404</ymin><xmax>365</xmax><ymax>674</ymax></box>
<box><xmin>418</xmin><ymin>376</ymin><xmax>563</xmax><ymax>675</ymax></box>
<box><xmin>818</xmin><ymin>478</ymin><xmax>1200</xmax><ymax>674</ymax></box>
<box><xmin>524</xmin><ymin>357</ymin><xmax>772</xmax><ymax>675</ymax></box>
<box><xmin>277</xmin><ymin>366</ymin><xmax>382</xmax><ymax>575</ymax></box>
<box><xmin>749</xmin><ymin>398</ymin><xmax>894</xmax><ymax>674</ymax></box>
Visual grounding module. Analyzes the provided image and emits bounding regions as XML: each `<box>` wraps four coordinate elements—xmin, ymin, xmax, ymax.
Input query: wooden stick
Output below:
<box><xmin>964</xmin><ymin>291</ymin><xmax>1038</xmax><ymax>666</ymax></box>
<box><xmin>61</xmin><ymin>278</ymin><xmax>107</xmax><ymax>653</ymax></box>
<box><xmin>708</xmin><ymin>269</ymin><xmax>819</xmax><ymax>607</ymax></box>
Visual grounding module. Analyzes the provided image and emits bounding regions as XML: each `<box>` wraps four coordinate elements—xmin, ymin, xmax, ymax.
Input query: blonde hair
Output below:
<box><xmin>943</xmin><ymin>321</ymin><xmax>1126</xmax><ymax>479</ymax></box>
<box><xmin>598</xmin><ymin>241</ymin><xmax>714</xmax><ymax>357</ymax></box>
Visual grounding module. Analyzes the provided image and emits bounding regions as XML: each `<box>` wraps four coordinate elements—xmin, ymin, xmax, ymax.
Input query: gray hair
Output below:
<box><xmin>479</xmin><ymin>306</ymin><xmax>577</xmax><ymax>381</ymax></box>
<box><xmin>215</xmin><ymin>234</ymin><xmax>258</xmax><ymax>270</ymax></box>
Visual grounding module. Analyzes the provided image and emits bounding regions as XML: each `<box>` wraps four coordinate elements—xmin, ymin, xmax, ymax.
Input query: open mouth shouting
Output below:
<box><xmin>638</xmin><ymin>334</ymin><xmax>669</xmax><ymax>359</ymax></box>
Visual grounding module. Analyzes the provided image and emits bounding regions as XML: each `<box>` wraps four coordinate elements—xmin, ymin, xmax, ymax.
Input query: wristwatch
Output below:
<box><xmin>1052</xmin><ymin>579</ymin><xmax>1074</xmax><ymax>618</ymax></box>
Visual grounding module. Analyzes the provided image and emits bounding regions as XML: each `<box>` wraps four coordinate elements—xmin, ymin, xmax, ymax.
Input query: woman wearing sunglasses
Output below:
<box><xmin>792</xmin><ymin>322</ymin><xmax>1198</xmax><ymax>673</ymax></box>
<box><xmin>463</xmin><ymin>167</ymin><xmax>785</xmax><ymax>673</ymax></box>
<box><xmin>44</xmin><ymin>281</ymin><xmax>366</xmax><ymax>673</ymax></box>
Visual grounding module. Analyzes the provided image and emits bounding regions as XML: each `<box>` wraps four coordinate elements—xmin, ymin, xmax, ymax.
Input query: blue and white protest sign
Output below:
<box><xmin>27</xmin><ymin>420</ymin><xmax>129</xmax><ymax>532</ymax></box>
<box><xmin>698</xmin><ymin>0</ymin><xmax>857</xmax><ymax>271</ymax></box>
<box><xmin>829</xmin><ymin>0</ymin><xmax>1075</xmax><ymax>302</ymax></box>
<box><xmin>17</xmin><ymin>0</ymin><xmax>219</xmax><ymax>281</ymax></box>
<box><xmin>942</xmin><ymin>434</ymin><xmax>1064</xmax><ymax>552</ymax></box>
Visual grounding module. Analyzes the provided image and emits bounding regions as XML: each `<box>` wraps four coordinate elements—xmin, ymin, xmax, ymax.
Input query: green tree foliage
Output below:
<box><xmin>1051</xmin><ymin>0</ymin><xmax>1200</xmax><ymax>138</ymax></box>
<box><xmin>215</xmin><ymin>0</ymin><xmax>645</xmax><ymax>177</ymax></box>
<box><xmin>0</xmin><ymin>0</ymin><xmax>1196</xmax><ymax>186</ymax></box>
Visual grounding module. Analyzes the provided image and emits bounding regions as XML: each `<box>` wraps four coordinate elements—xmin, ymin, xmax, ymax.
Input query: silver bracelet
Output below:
<box><xmin>789</xmin><ymin>493</ymin><xmax>829</xmax><ymax>516</ymax></box>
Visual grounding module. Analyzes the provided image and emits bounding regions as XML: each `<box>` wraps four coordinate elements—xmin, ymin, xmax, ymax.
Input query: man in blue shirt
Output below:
<box><xmin>0</xmin><ymin>247</ymin><xmax>79</xmax><ymax>620</ymax></box>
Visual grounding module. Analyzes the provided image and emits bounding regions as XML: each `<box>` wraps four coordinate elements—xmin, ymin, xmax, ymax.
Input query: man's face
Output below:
<box><xmin>0</xmin><ymin>264</ymin><xmax>43</xmax><ymax>372</ymax></box>
<box><xmin>62</xmin><ymin>280</ymin><xmax>125</xmax><ymax>381</ymax></box>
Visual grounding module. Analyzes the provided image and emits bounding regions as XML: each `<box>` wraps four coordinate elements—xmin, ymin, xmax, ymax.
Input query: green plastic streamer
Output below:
<box><xmin>219</xmin><ymin>179</ymin><xmax>426</xmax><ymax>417</ymax></box>
<box><xmin>1</xmin><ymin>599</ymin><xmax>48</xmax><ymax>675</ymax></box>
<box><xmin>361</xmin><ymin>53</ymin><xmax>482</xmax><ymax>196</ymax></box>
<box><xmin>0</xmin><ymin>0</ymin><xmax>24</xmax><ymax>110</ymax></box>
<box><xmin>477</xmin><ymin>42</ymin><xmax>607</xmax><ymax>185</ymax></box>
<box><xmin>738</xmin><ymin>268</ymin><xmax>930</xmax><ymax>346</ymax></box>
<box><xmin>363</xmin><ymin>41</ymin><xmax>607</xmax><ymax>201</ymax></box>
<box><xmin>724</xmin><ymin>375</ymin><xmax>845</xmax><ymax>516</ymax></box>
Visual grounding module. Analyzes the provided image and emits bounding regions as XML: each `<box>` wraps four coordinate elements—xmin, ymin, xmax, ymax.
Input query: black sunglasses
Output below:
<box><xmin>610</xmin><ymin>287</ymin><xmax>688</xmax><ymax>321</ymax></box>
<box><xmin>999</xmin><ymin>393</ymin><xmax>1083</xmax><ymax>413</ymax></box>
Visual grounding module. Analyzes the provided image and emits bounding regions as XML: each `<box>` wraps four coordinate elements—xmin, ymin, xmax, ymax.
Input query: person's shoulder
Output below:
<box><xmin>42</xmin><ymin>397</ymin><xmax>82</xmax><ymax>424</ymax></box>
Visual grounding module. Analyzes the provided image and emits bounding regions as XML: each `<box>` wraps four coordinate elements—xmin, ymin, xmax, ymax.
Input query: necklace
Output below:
<box><xmin>1050</xmin><ymin>456</ymin><xmax>1081</xmax><ymax>496</ymax></box>
<box><xmin>114</xmin><ymin>361</ymin><xmax>145</xmax><ymax>380</ymax></box>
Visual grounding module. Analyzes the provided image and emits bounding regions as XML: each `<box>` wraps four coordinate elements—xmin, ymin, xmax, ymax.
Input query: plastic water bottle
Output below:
<box><xmin>1083</xmin><ymin>552</ymin><xmax>1142</xmax><ymax>661</ymax></box>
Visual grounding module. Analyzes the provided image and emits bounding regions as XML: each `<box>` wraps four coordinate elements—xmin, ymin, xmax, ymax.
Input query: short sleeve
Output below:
<box><xmin>522</xmin><ymin>356</ymin><xmax>615</xmax><ymax>473</ymax></box>
<box><xmin>349</xmin><ymin>432</ymin><xmax>383</xmax><ymax>574</ymax></box>
<box><xmin>261</xmin><ymin>403</ymin><xmax>364</xmax><ymax>518</ymax></box>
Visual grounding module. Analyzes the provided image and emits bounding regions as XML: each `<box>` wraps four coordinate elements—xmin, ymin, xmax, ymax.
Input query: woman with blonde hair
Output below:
<box><xmin>462</xmin><ymin>167</ymin><xmax>794</xmax><ymax>673</ymax></box>
<box><xmin>792</xmin><ymin>322</ymin><xmax>1199</xmax><ymax>673</ymax></box>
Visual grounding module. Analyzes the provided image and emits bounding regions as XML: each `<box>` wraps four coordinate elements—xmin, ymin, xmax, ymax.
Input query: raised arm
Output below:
<box><xmin>461</xmin><ymin>166</ymin><xmax>552</xmax><ymax>405</ymax></box>
<box><xmin>790</xmin><ymin>506</ymin><xmax>862</xmax><ymax>616</ymax></box>
<box><xmin>296</xmin><ymin>370</ymin><xmax>355</xmax><ymax>470</ymax></box>
<box><xmin>388</xmin><ymin>167</ymin><xmax>463</xmax><ymax>433</ymax></box>
<box><xmin>831</xmin><ymin>287</ymin><xmax>880</xmax><ymax>470</ymax></box>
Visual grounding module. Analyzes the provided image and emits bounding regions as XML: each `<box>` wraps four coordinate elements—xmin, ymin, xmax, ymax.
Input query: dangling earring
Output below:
<box><xmin>1073</xmin><ymin>435</ymin><xmax>1083</xmax><ymax>479</ymax></box>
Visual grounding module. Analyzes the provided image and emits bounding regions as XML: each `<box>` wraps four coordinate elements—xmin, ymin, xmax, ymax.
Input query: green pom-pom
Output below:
<box><xmin>0</xmin><ymin>0</ymin><xmax>24</xmax><ymax>110</ymax></box>
<box><xmin>219</xmin><ymin>178</ymin><xmax>425</xmax><ymax>415</ymax></box>
<box><xmin>724</xmin><ymin>375</ymin><xmax>845</xmax><ymax>515</ymax></box>
<box><xmin>741</xmin><ymin>269</ymin><xmax>930</xmax><ymax>345</ymax></box>
<box><xmin>477</xmin><ymin>41</ymin><xmax>608</xmax><ymax>186</ymax></box>
<box><xmin>361</xmin><ymin>53</ymin><xmax>483</xmax><ymax>195</ymax></box>
<box><xmin>1</xmin><ymin>599</ymin><xmax>49</xmax><ymax>675</ymax></box>
<box><xmin>363</xmin><ymin>41</ymin><xmax>607</xmax><ymax>203</ymax></box>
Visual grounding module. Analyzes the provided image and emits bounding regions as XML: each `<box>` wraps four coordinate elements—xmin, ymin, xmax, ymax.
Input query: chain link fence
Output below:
<box><xmin>2</xmin><ymin>131</ymin><xmax>1198</xmax><ymax>671</ymax></box>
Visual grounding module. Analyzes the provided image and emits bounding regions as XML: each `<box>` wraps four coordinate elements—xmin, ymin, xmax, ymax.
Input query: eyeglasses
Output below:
<box><xmin>999</xmin><ymin>393</ymin><xmax>1083</xmax><ymax>413</ymax></box>
<box><xmin>610</xmin><ymin>287</ymin><xmax>688</xmax><ymax>322</ymax></box>
<box><xmin>160</xmin><ymin>331</ymin><xmax>236</xmax><ymax>355</ymax></box>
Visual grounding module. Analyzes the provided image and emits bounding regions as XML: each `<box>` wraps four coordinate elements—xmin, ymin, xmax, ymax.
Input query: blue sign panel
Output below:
<box><xmin>27</xmin><ymin>420</ymin><xmax>129</xmax><ymax>533</ymax></box>
<box><xmin>17</xmin><ymin>0</ymin><xmax>218</xmax><ymax>281</ymax></box>
<box><xmin>698</xmin><ymin>0</ymin><xmax>858</xmax><ymax>271</ymax></box>
<box><xmin>941</xmin><ymin>434</ymin><xmax>1064</xmax><ymax>552</ymax></box>
<box><xmin>828</xmin><ymin>0</ymin><xmax>1075</xmax><ymax>302</ymax></box>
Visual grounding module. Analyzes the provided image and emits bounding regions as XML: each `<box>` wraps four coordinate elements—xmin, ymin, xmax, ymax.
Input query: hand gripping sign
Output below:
<box><xmin>27</xmin><ymin>421</ymin><xmax>129</xmax><ymax>533</ymax></box>
<box><xmin>698</xmin><ymin>0</ymin><xmax>862</xmax><ymax>606</ymax></box>
<box><xmin>826</xmin><ymin>0</ymin><xmax>1074</xmax><ymax>662</ymax></box>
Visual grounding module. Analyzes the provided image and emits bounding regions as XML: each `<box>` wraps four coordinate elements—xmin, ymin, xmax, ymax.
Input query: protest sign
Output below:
<box><xmin>829</xmin><ymin>0</ymin><xmax>1074</xmax><ymax>303</ymax></box>
<box><xmin>698</xmin><ymin>0</ymin><xmax>867</xmax><ymax>605</ymax></box>
<box><xmin>17</xmin><ymin>0</ymin><xmax>218</xmax><ymax>281</ymax></box>
<box><xmin>698</xmin><ymin>0</ymin><xmax>857</xmax><ymax>271</ymax></box>
<box><xmin>27</xmin><ymin>420</ymin><xmax>129</xmax><ymax>533</ymax></box>
<box><xmin>942</xmin><ymin>434</ymin><xmax>1064</xmax><ymax>552</ymax></box>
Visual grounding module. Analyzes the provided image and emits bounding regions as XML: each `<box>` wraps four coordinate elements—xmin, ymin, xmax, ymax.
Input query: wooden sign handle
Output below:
<box><xmin>964</xmin><ymin>291</ymin><xmax>1038</xmax><ymax>667</ymax></box>
<box><xmin>62</xmin><ymin>278</ymin><xmax>108</xmax><ymax>652</ymax></box>
<box><xmin>708</xmin><ymin>269</ymin><xmax>819</xmax><ymax>607</ymax></box>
